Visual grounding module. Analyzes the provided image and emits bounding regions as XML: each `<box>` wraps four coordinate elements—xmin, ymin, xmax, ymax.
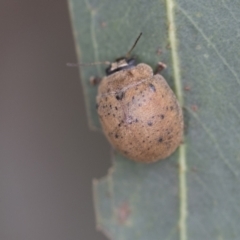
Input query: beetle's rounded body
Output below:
<box><xmin>96</xmin><ymin>63</ymin><xmax>183</xmax><ymax>163</ymax></box>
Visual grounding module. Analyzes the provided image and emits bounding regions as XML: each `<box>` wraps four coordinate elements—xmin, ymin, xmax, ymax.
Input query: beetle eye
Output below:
<box><xmin>127</xmin><ymin>58</ymin><xmax>136</xmax><ymax>66</ymax></box>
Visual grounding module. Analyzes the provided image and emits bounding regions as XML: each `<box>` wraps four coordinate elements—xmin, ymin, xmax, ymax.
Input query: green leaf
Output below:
<box><xmin>68</xmin><ymin>0</ymin><xmax>240</xmax><ymax>239</ymax></box>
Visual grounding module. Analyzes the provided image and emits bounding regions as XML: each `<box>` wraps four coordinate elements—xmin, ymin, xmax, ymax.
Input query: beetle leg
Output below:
<box><xmin>89</xmin><ymin>76</ymin><xmax>102</xmax><ymax>86</ymax></box>
<box><xmin>154</xmin><ymin>62</ymin><xmax>167</xmax><ymax>74</ymax></box>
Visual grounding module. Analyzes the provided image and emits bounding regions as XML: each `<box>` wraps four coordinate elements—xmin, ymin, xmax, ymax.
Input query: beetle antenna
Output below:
<box><xmin>67</xmin><ymin>61</ymin><xmax>111</xmax><ymax>67</ymax></box>
<box><xmin>125</xmin><ymin>32</ymin><xmax>142</xmax><ymax>59</ymax></box>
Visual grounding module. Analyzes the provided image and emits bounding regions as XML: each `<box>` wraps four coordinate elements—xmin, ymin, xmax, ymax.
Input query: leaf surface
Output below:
<box><xmin>68</xmin><ymin>0</ymin><xmax>240</xmax><ymax>239</ymax></box>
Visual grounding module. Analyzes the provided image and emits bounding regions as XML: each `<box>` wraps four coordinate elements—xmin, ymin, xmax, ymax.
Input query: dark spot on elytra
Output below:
<box><xmin>147</xmin><ymin>121</ymin><xmax>153</xmax><ymax>126</ymax></box>
<box><xmin>113</xmin><ymin>114</ymin><xmax>115</xmax><ymax>117</ymax></box>
<box><xmin>149</xmin><ymin>83</ymin><xmax>156</xmax><ymax>92</ymax></box>
<box><xmin>170</xmin><ymin>106</ymin><xmax>174</xmax><ymax>110</ymax></box>
<box><xmin>138</xmin><ymin>104</ymin><xmax>142</xmax><ymax>107</ymax></box>
<box><xmin>105</xmin><ymin>97</ymin><xmax>108</xmax><ymax>101</ymax></box>
<box><xmin>128</xmin><ymin>71</ymin><xmax>134</xmax><ymax>77</ymax></box>
<box><xmin>108</xmin><ymin>113</ymin><xmax>110</xmax><ymax>115</ymax></box>
<box><xmin>135</xmin><ymin>119</ymin><xmax>138</xmax><ymax>122</ymax></box>
<box><xmin>118</xmin><ymin>123</ymin><xmax>121</xmax><ymax>127</ymax></box>
<box><xmin>110</xmin><ymin>104</ymin><xmax>112</xmax><ymax>109</ymax></box>
<box><xmin>115</xmin><ymin>134</ymin><xmax>119</xmax><ymax>139</ymax></box>
<box><xmin>115</xmin><ymin>106</ymin><xmax>118</xmax><ymax>110</ymax></box>
<box><xmin>161</xmin><ymin>114</ymin><xmax>165</xmax><ymax>119</ymax></box>
<box><xmin>158</xmin><ymin>137</ymin><xmax>163</xmax><ymax>142</ymax></box>
<box><xmin>115</xmin><ymin>91</ymin><xmax>124</xmax><ymax>101</ymax></box>
<box><xmin>132</xmin><ymin>96</ymin><xmax>135</xmax><ymax>101</ymax></box>
<box><xmin>166</xmin><ymin>106</ymin><xmax>169</xmax><ymax>110</ymax></box>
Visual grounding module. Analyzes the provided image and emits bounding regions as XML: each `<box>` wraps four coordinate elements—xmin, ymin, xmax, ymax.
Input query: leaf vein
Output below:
<box><xmin>84</xmin><ymin>0</ymin><xmax>101</xmax><ymax>75</ymax></box>
<box><xmin>177</xmin><ymin>5</ymin><xmax>240</xmax><ymax>86</ymax></box>
<box><xmin>187</xmin><ymin>107</ymin><xmax>239</xmax><ymax>179</ymax></box>
<box><xmin>222</xmin><ymin>0</ymin><xmax>240</xmax><ymax>23</ymax></box>
<box><xmin>166</xmin><ymin>1</ymin><xmax>187</xmax><ymax>240</ymax></box>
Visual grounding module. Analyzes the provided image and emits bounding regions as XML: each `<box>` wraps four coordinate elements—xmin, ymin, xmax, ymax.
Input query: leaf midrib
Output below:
<box><xmin>166</xmin><ymin>1</ymin><xmax>187</xmax><ymax>240</ymax></box>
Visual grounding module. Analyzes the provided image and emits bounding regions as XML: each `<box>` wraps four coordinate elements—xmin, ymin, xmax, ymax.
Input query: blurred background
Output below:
<box><xmin>0</xmin><ymin>1</ymin><xmax>110</xmax><ymax>239</ymax></box>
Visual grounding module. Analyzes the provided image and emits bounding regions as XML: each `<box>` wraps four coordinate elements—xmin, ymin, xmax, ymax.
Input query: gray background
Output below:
<box><xmin>0</xmin><ymin>1</ymin><xmax>110</xmax><ymax>240</ymax></box>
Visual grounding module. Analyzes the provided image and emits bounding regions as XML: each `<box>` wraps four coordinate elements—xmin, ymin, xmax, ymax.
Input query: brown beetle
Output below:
<box><xmin>95</xmin><ymin>33</ymin><xmax>183</xmax><ymax>163</ymax></box>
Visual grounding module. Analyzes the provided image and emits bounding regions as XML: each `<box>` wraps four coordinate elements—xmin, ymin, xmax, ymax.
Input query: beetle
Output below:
<box><xmin>93</xmin><ymin>33</ymin><xmax>183</xmax><ymax>163</ymax></box>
